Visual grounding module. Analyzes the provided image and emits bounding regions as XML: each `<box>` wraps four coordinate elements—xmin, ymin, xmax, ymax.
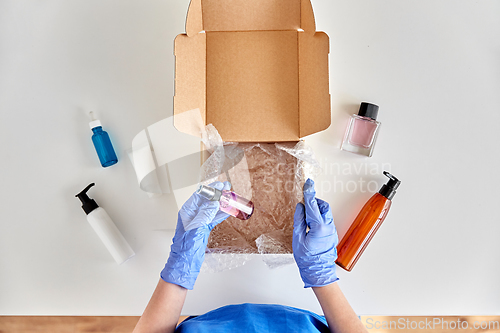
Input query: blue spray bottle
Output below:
<box><xmin>89</xmin><ymin>111</ymin><xmax>118</xmax><ymax>167</ymax></box>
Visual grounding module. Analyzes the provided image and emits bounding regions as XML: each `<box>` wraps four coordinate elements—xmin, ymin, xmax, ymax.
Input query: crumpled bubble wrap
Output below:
<box><xmin>199</xmin><ymin>125</ymin><xmax>320</xmax><ymax>272</ymax></box>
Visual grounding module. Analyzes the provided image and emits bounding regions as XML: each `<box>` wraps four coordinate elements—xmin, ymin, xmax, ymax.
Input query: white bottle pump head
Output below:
<box><xmin>89</xmin><ymin>111</ymin><xmax>102</xmax><ymax>129</ymax></box>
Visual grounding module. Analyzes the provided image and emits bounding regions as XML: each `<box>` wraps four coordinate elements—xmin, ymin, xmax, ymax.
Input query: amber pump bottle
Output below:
<box><xmin>336</xmin><ymin>171</ymin><xmax>401</xmax><ymax>271</ymax></box>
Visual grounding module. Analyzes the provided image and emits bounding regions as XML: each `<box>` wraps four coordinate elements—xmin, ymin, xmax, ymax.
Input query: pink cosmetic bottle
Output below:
<box><xmin>341</xmin><ymin>102</ymin><xmax>381</xmax><ymax>157</ymax></box>
<box><xmin>196</xmin><ymin>184</ymin><xmax>254</xmax><ymax>220</ymax></box>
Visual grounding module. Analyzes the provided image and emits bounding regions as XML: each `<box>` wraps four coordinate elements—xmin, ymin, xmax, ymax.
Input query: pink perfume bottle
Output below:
<box><xmin>341</xmin><ymin>102</ymin><xmax>381</xmax><ymax>157</ymax></box>
<box><xmin>196</xmin><ymin>184</ymin><xmax>254</xmax><ymax>220</ymax></box>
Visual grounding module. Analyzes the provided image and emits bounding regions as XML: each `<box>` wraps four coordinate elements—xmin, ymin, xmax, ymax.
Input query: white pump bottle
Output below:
<box><xmin>75</xmin><ymin>183</ymin><xmax>135</xmax><ymax>264</ymax></box>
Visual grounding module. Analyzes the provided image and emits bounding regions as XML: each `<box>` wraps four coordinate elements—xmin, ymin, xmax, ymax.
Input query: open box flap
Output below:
<box><xmin>174</xmin><ymin>32</ymin><xmax>331</xmax><ymax>141</ymax></box>
<box><xmin>173</xmin><ymin>33</ymin><xmax>207</xmax><ymax>137</ymax></box>
<box><xmin>186</xmin><ymin>0</ymin><xmax>316</xmax><ymax>36</ymax></box>
<box><xmin>204</xmin><ymin>30</ymin><xmax>301</xmax><ymax>142</ymax></box>
<box><xmin>298</xmin><ymin>32</ymin><xmax>331</xmax><ymax>137</ymax></box>
<box><xmin>175</xmin><ymin>0</ymin><xmax>331</xmax><ymax>141</ymax></box>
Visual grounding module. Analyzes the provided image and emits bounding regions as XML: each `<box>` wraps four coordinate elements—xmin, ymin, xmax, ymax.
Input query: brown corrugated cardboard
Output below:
<box><xmin>174</xmin><ymin>0</ymin><xmax>330</xmax><ymax>142</ymax></box>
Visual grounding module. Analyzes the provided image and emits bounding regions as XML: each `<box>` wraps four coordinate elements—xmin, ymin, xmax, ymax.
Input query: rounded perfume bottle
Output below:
<box><xmin>197</xmin><ymin>184</ymin><xmax>254</xmax><ymax>220</ymax></box>
<box><xmin>220</xmin><ymin>190</ymin><xmax>254</xmax><ymax>220</ymax></box>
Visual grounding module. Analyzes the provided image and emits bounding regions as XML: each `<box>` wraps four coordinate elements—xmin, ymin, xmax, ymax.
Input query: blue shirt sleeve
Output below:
<box><xmin>175</xmin><ymin>303</ymin><xmax>329</xmax><ymax>333</ymax></box>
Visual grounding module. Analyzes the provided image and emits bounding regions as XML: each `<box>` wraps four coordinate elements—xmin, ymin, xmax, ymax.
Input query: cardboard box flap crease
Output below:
<box><xmin>174</xmin><ymin>0</ymin><xmax>331</xmax><ymax>142</ymax></box>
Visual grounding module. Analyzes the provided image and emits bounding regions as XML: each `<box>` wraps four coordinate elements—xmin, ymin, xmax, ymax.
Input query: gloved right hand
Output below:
<box><xmin>293</xmin><ymin>179</ymin><xmax>339</xmax><ymax>288</ymax></box>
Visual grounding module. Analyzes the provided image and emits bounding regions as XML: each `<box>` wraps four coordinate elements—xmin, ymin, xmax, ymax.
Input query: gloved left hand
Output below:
<box><xmin>161</xmin><ymin>181</ymin><xmax>231</xmax><ymax>290</ymax></box>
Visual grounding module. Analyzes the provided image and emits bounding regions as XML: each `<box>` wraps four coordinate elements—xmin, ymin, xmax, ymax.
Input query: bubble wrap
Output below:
<box><xmin>199</xmin><ymin>125</ymin><xmax>320</xmax><ymax>272</ymax></box>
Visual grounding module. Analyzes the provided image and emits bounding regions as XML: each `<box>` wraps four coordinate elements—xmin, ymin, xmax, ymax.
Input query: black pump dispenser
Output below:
<box><xmin>378</xmin><ymin>171</ymin><xmax>401</xmax><ymax>200</ymax></box>
<box><xmin>76</xmin><ymin>183</ymin><xmax>99</xmax><ymax>215</ymax></box>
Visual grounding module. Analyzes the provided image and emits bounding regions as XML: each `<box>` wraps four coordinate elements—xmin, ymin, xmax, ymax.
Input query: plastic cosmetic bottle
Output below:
<box><xmin>341</xmin><ymin>102</ymin><xmax>381</xmax><ymax>157</ymax></box>
<box><xmin>75</xmin><ymin>183</ymin><xmax>135</xmax><ymax>264</ymax></box>
<box><xmin>89</xmin><ymin>111</ymin><xmax>118</xmax><ymax>167</ymax></box>
<box><xmin>197</xmin><ymin>184</ymin><xmax>254</xmax><ymax>220</ymax></box>
<box><xmin>336</xmin><ymin>171</ymin><xmax>401</xmax><ymax>271</ymax></box>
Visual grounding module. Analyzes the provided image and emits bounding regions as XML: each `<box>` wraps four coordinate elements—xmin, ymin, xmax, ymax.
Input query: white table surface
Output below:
<box><xmin>1</xmin><ymin>0</ymin><xmax>499</xmax><ymax>316</ymax></box>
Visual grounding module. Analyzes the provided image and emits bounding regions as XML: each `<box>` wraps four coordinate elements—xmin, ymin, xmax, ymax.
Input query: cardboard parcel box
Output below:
<box><xmin>173</xmin><ymin>0</ymin><xmax>331</xmax><ymax>260</ymax></box>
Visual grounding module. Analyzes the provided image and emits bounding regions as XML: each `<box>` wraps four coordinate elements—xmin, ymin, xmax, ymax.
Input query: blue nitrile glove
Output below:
<box><xmin>161</xmin><ymin>181</ymin><xmax>231</xmax><ymax>290</ymax></box>
<box><xmin>293</xmin><ymin>178</ymin><xmax>339</xmax><ymax>288</ymax></box>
